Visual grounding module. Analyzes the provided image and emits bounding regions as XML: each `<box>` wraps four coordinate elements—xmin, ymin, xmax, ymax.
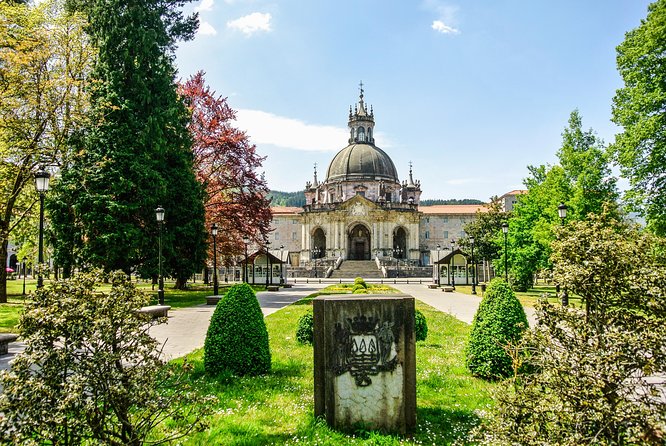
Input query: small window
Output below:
<box><xmin>357</xmin><ymin>191</ymin><xmax>365</xmax><ymax>197</ymax></box>
<box><xmin>425</xmin><ymin>231</ymin><xmax>430</xmax><ymax>239</ymax></box>
<box><xmin>443</xmin><ymin>230</ymin><xmax>448</xmax><ymax>239</ymax></box>
<box><xmin>442</xmin><ymin>217</ymin><xmax>449</xmax><ymax>223</ymax></box>
<box><xmin>357</xmin><ymin>127</ymin><xmax>366</xmax><ymax>142</ymax></box>
<box><xmin>275</xmin><ymin>233</ymin><xmax>280</xmax><ymax>240</ymax></box>
<box><xmin>292</xmin><ymin>232</ymin><xmax>297</xmax><ymax>240</ymax></box>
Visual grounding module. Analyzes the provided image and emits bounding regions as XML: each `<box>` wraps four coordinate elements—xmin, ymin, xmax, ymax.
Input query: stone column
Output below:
<box><xmin>314</xmin><ymin>295</ymin><xmax>417</xmax><ymax>434</ymax></box>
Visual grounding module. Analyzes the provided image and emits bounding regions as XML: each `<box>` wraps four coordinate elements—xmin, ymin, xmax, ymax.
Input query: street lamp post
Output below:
<box><xmin>211</xmin><ymin>223</ymin><xmax>219</xmax><ymax>296</ymax></box>
<box><xmin>312</xmin><ymin>247</ymin><xmax>321</xmax><ymax>278</ymax></box>
<box><xmin>470</xmin><ymin>236</ymin><xmax>477</xmax><ymax>295</ymax></box>
<box><xmin>558</xmin><ymin>202</ymin><xmax>568</xmax><ymax>306</ymax></box>
<box><xmin>435</xmin><ymin>244</ymin><xmax>441</xmax><ymax>285</ymax></box>
<box><xmin>242</xmin><ymin>236</ymin><xmax>250</xmax><ymax>283</ymax></box>
<box><xmin>450</xmin><ymin>239</ymin><xmax>456</xmax><ymax>290</ymax></box>
<box><xmin>393</xmin><ymin>246</ymin><xmax>403</xmax><ymax>278</ymax></box>
<box><xmin>502</xmin><ymin>222</ymin><xmax>509</xmax><ymax>282</ymax></box>
<box><xmin>35</xmin><ymin>169</ymin><xmax>50</xmax><ymax>289</ymax></box>
<box><xmin>155</xmin><ymin>206</ymin><xmax>165</xmax><ymax>305</ymax></box>
<box><xmin>279</xmin><ymin>245</ymin><xmax>285</xmax><ymax>284</ymax></box>
<box><xmin>265</xmin><ymin>241</ymin><xmax>271</xmax><ymax>287</ymax></box>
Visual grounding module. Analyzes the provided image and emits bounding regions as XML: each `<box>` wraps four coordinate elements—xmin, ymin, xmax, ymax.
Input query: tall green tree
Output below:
<box><xmin>0</xmin><ymin>0</ymin><xmax>92</xmax><ymax>302</ymax></box>
<box><xmin>612</xmin><ymin>0</ymin><xmax>666</xmax><ymax>235</ymax></box>
<box><xmin>49</xmin><ymin>0</ymin><xmax>206</xmax><ymax>287</ymax></box>
<box><xmin>508</xmin><ymin>111</ymin><xmax>617</xmax><ymax>290</ymax></box>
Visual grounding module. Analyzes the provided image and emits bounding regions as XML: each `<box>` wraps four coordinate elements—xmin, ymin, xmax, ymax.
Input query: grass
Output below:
<box><xmin>171</xmin><ymin>294</ymin><xmax>496</xmax><ymax>445</ymax></box>
<box><xmin>0</xmin><ymin>279</ymin><xmax>261</xmax><ymax>332</ymax></box>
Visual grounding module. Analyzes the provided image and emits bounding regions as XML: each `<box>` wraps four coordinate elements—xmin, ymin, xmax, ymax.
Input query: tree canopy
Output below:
<box><xmin>48</xmin><ymin>0</ymin><xmax>206</xmax><ymax>287</ymax></box>
<box><xmin>612</xmin><ymin>0</ymin><xmax>666</xmax><ymax>235</ymax></box>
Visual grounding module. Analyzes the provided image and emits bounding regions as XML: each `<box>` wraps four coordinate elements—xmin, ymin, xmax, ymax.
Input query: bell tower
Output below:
<box><xmin>348</xmin><ymin>81</ymin><xmax>375</xmax><ymax>145</ymax></box>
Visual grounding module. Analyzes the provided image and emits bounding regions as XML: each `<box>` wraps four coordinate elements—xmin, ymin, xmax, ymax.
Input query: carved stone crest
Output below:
<box><xmin>332</xmin><ymin>314</ymin><xmax>399</xmax><ymax>386</ymax></box>
<box><xmin>349</xmin><ymin>202</ymin><xmax>366</xmax><ymax>216</ymax></box>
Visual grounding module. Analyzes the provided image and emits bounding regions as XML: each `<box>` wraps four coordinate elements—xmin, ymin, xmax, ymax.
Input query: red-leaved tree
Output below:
<box><xmin>178</xmin><ymin>72</ymin><xmax>272</xmax><ymax>264</ymax></box>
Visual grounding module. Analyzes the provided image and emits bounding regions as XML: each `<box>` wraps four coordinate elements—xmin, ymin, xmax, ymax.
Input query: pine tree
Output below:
<box><xmin>49</xmin><ymin>0</ymin><xmax>206</xmax><ymax>287</ymax></box>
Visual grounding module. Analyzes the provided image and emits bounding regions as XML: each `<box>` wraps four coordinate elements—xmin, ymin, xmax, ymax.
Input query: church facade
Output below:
<box><xmin>269</xmin><ymin>87</ymin><xmax>490</xmax><ymax>275</ymax></box>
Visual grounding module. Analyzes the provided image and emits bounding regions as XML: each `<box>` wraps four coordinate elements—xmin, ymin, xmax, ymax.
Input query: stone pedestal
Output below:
<box><xmin>314</xmin><ymin>295</ymin><xmax>416</xmax><ymax>434</ymax></box>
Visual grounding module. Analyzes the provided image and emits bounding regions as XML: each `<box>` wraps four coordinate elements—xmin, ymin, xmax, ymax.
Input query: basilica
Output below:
<box><xmin>267</xmin><ymin>86</ymin><xmax>512</xmax><ymax>281</ymax></box>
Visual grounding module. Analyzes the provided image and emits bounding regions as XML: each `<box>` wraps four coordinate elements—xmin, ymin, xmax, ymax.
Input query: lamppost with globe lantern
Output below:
<box><xmin>155</xmin><ymin>206</ymin><xmax>165</xmax><ymax>305</ymax></box>
<box><xmin>211</xmin><ymin>223</ymin><xmax>219</xmax><ymax>296</ymax></box>
<box><xmin>470</xmin><ymin>236</ymin><xmax>477</xmax><ymax>295</ymax></box>
<box><xmin>450</xmin><ymin>239</ymin><xmax>456</xmax><ymax>290</ymax></box>
<box><xmin>393</xmin><ymin>246</ymin><xmax>403</xmax><ymax>278</ymax></box>
<box><xmin>501</xmin><ymin>222</ymin><xmax>509</xmax><ymax>282</ymax></box>
<box><xmin>35</xmin><ymin>168</ymin><xmax>50</xmax><ymax>289</ymax></box>
<box><xmin>557</xmin><ymin>202</ymin><xmax>569</xmax><ymax>306</ymax></box>
<box><xmin>312</xmin><ymin>246</ymin><xmax>321</xmax><ymax>278</ymax></box>
<box><xmin>435</xmin><ymin>244</ymin><xmax>441</xmax><ymax>285</ymax></box>
<box><xmin>242</xmin><ymin>235</ymin><xmax>250</xmax><ymax>283</ymax></box>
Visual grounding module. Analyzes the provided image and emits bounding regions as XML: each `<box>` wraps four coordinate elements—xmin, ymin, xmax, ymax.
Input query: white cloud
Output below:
<box><xmin>236</xmin><ymin>110</ymin><xmax>346</xmax><ymax>152</ymax></box>
<box><xmin>227</xmin><ymin>12</ymin><xmax>272</xmax><ymax>36</ymax></box>
<box><xmin>197</xmin><ymin>21</ymin><xmax>218</xmax><ymax>36</ymax></box>
<box><xmin>195</xmin><ymin>0</ymin><xmax>214</xmax><ymax>12</ymax></box>
<box><xmin>431</xmin><ymin>20</ymin><xmax>459</xmax><ymax>34</ymax></box>
<box><xmin>235</xmin><ymin>109</ymin><xmax>391</xmax><ymax>152</ymax></box>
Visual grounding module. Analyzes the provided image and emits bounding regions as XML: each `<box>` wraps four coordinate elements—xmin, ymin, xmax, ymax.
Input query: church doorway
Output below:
<box><xmin>393</xmin><ymin>227</ymin><xmax>407</xmax><ymax>258</ymax></box>
<box><xmin>312</xmin><ymin>228</ymin><xmax>326</xmax><ymax>258</ymax></box>
<box><xmin>348</xmin><ymin>224</ymin><xmax>371</xmax><ymax>260</ymax></box>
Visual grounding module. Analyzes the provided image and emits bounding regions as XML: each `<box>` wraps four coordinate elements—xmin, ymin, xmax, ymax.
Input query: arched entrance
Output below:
<box><xmin>348</xmin><ymin>224</ymin><xmax>371</xmax><ymax>260</ymax></box>
<box><xmin>312</xmin><ymin>228</ymin><xmax>326</xmax><ymax>258</ymax></box>
<box><xmin>393</xmin><ymin>227</ymin><xmax>407</xmax><ymax>258</ymax></box>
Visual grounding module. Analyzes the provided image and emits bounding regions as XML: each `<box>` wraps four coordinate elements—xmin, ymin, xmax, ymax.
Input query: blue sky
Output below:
<box><xmin>175</xmin><ymin>0</ymin><xmax>651</xmax><ymax>201</ymax></box>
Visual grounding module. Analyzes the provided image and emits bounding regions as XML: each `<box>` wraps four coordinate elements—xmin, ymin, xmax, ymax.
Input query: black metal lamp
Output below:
<box><xmin>35</xmin><ymin>169</ymin><xmax>50</xmax><ymax>289</ymax></box>
<box><xmin>155</xmin><ymin>206</ymin><xmax>165</xmax><ymax>305</ymax></box>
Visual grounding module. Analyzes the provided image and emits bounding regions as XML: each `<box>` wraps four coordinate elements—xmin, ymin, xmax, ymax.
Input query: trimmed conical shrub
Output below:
<box><xmin>415</xmin><ymin>309</ymin><xmax>428</xmax><ymax>342</ymax></box>
<box><xmin>466</xmin><ymin>278</ymin><xmax>528</xmax><ymax>380</ymax></box>
<box><xmin>204</xmin><ymin>283</ymin><xmax>271</xmax><ymax>376</ymax></box>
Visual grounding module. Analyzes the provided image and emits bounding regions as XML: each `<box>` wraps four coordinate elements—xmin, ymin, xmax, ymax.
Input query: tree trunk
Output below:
<box><xmin>0</xmin><ymin>236</ymin><xmax>7</xmax><ymax>303</ymax></box>
<box><xmin>174</xmin><ymin>276</ymin><xmax>187</xmax><ymax>290</ymax></box>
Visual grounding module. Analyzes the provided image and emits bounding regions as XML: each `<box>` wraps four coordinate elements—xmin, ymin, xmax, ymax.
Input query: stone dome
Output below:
<box><xmin>325</xmin><ymin>143</ymin><xmax>399</xmax><ymax>183</ymax></box>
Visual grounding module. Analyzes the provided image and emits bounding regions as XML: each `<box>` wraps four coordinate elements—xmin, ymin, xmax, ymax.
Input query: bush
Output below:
<box><xmin>296</xmin><ymin>311</ymin><xmax>314</xmax><ymax>345</ymax></box>
<box><xmin>415</xmin><ymin>309</ymin><xmax>428</xmax><ymax>342</ymax></box>
<box><xmin>354</xmin><ymin>277</ymin><xmax>367</xmax><ymax>288</ymax></box>
<box><xmin>351</xmin><ymin>283</ymin><xmax>368</xmax><ymax>293</ymax></box>
<box><xmin>0</xmin><ymin>271</ymin><xmax>208</xmax><ymax>445</ymax></box>
<box><xmin>466</xmin><ymin>278</ymin><xmax>528</xmax><ymax>380</ymax></box>
<box><xmin>204</xmin><ymin>283</ymin><xmax>271</xmax><ymax>376</ymax></box>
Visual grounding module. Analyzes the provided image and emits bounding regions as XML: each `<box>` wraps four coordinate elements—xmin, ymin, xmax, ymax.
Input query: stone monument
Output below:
<box><xmin>313</xmin><ymin>295</ymin><xmax>416</xmax><ymax>434</ymax></box>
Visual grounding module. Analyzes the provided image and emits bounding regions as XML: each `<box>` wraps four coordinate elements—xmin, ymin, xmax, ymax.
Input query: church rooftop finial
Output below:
<box><xmin>359</xmin><ymin>80</ymin><xmax>364</xmax><ymax>101</ymax></box>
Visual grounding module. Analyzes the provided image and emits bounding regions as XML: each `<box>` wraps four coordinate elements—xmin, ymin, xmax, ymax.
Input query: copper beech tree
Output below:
<box><xmin>178</xmin><ymin>72</ymin><xmax>272</xmax><ymax>260</ymax></box>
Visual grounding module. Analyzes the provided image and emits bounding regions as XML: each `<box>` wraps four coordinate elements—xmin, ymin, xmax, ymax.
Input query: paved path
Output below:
<box><xmin>149</xmin><ymin>283</ymin><xmax>328</xmax><ymax>361</ymax></box>
<box><xmin>390</xmin><ymin>283</ymin><xmax>538</xmax><ymax>326</ymax></box>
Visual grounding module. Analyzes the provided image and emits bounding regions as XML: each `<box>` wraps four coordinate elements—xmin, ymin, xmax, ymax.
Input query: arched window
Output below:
<box><xmin>357</xmin><ymin>127</ymin><xmax>365</xmax><ymax>142</ymax></box>
<box><xmin>368</xmin><ymin>128</ymin><xmax>373</xmax><ymax>141</ymax></box>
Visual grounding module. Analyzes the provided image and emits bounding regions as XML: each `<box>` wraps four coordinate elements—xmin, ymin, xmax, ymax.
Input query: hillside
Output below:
<box><xmin>267</xmin><ymin>191</ymin><xmax>483</xmax><ymax>207</ymax></box>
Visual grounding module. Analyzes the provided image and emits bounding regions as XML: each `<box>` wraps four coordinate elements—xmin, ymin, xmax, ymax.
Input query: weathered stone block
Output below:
<box><xmin>314</xmin><ymin>294</ymin><xmax>416</xmax><ymax>434</ymax></box>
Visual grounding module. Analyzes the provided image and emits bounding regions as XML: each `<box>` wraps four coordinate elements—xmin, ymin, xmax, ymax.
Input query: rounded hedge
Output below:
<box><xmin>204</xmin><ymin>283</ymin><xmax>271</xmax><ymax>376</ymax></box>
<box><xmin>296</xmin><ymin>311</ymin><xmax>314</xmax><ymax>345</ymax></box>
<box><xmin>465</xmin><ymin>278</ymin><xmax>528</xmax><ymax>380</ymax></box>
<box><xmin>415</xmin><ymin>309</ymin><xmax>428</xmax><ymax>342</ymax></box>
<box><xmin>354</xmin><ymin>277</ymin><xmax>367</xmax><ymax>288</ymax></box>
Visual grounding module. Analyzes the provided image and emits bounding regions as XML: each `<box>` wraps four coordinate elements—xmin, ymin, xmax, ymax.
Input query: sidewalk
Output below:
<box><xmin>391</xmin><ymin>283</ymin><xmax>537</xmax><ymax>327</ymax></box>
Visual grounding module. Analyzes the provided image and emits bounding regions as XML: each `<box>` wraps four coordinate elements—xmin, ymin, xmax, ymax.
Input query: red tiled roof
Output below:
<box><xmin>500</xmin><ymin>189</ymin><xmax>527</xmax><ymax>198</ymax></box>
<box><xmin>419</xmin><ymin>204</ymin><xmax>487</xmax><ymax>215</ymax></box>
<box><xmin>271</xmin><ymin>206</ymin><xmax>302</xmax><ymax>215</ymax></box>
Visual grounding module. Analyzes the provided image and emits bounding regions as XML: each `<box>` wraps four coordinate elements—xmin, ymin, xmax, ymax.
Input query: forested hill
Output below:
<box><xmin>419</xmin><ymin>198</ymin><xmax>485</xmax><ymax>206</ymax></box>
<box><xmin>267</xmin><ymin>191</ymin><xmax>484</xmax><ymax>207</ymax></box>
<box><xmin>267</xmin><ymin>191</ymin><xmax>306</xmax><ymax>207</ymax></box>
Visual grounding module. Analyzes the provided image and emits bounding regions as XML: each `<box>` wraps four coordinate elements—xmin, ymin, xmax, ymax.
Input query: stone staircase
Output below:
<box><xmin>329</xmin><ymin>260</ymin><xmax>384</xmax><ymax>279</ymax></box>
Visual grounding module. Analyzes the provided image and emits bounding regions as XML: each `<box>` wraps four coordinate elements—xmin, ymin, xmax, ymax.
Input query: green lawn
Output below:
<box><xmin>453</xmin><ymin>283</ymin><xmax>583</xmax><ymax>309</ymax></box>
<box><xmin>172</xmin><ymin>296</ymin><xmax>496</xmax><ymax>445</ymax></box>
<box><xmin>0</xmin><ymin>279</ymin><xmax>252</xmax><ymax>332</ymax></box>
